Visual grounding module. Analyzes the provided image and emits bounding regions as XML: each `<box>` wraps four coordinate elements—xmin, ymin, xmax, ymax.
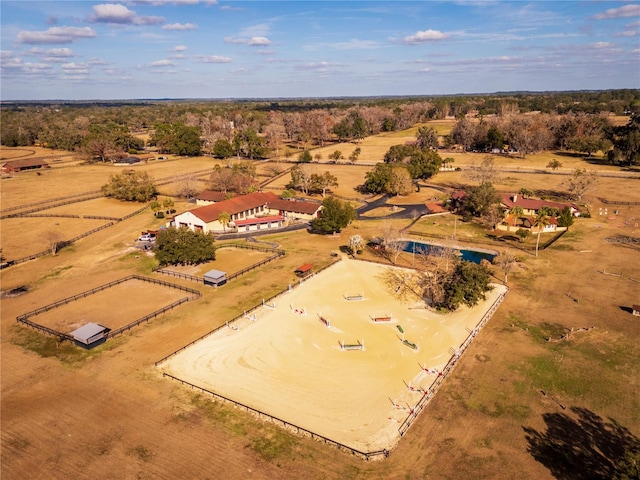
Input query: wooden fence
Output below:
<box><xmin>397</xmin><ymin>287</ymin><xmax>509</xmax><ymax>437</ymax></box>
<box><xmin>153</xmin><ymin>243</ymin><xmax>286</xmax><ymax>284</ymax></box>
<box><xmin>15</xmin><ymin>275</ymin><xmax>200</xmax><ymax>341</ymax></box>
<box><xmin>161</xmin><ymin>372</ymin><xmax>389</xmax><ymax>461</ymax></box>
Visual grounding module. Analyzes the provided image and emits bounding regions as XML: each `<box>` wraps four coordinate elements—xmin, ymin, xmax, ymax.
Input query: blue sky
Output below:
<box><xmin>1</xmin><ymin>1</ymin><xmax>639</xmax><ymax>100</ymax></box>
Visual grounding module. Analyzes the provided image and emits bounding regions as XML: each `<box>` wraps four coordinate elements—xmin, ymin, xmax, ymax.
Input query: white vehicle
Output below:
<box><xmin>137</xmin><ymin>233</ymin><xmax>156</xmax><ymax>242</ymax></box>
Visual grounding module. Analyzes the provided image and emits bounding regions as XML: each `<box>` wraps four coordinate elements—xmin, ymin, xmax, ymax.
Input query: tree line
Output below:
<box><xmin>2</xmin><ymin>90</ymin><xmax>638</xmax><ymax>162</ymax></box>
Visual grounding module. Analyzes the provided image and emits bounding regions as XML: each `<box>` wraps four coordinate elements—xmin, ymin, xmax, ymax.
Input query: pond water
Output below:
<box><xmin>402</xmin><ymin>240</ymin><xmax>497</xmax><ymax>265</ymax></box>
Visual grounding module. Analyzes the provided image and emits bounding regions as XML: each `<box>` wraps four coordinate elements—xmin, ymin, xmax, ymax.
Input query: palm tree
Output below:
<box><xmin>533</xmin><ymin>212</ymin><xmax>550</xmax><ymax>257</ymax></box>
<box><xmin>218</xmin><ymin>211</ymin><xmax>231</xmax><ymax>233</ymax></box>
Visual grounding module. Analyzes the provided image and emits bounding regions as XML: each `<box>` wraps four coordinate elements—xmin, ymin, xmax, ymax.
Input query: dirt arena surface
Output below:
<box><xmin>161</xmin><ymin>259</ymin><xmax>507</xmax><ymax>452</ymax></box>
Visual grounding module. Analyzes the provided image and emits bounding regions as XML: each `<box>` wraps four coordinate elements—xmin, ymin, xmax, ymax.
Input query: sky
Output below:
<box><xmin>1</xmin><ymin>1</ymin><xmax>639</xmax><ymax>100</ymax></box>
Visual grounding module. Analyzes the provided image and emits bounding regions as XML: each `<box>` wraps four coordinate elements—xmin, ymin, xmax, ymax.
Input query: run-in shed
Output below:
<box><xmin>295</xmin><ymin>263</ymin><xmax>313</xmax><ymax>278</ymax></box>
<box><xmin>204</xmin><ymin>269</ymin><xmax>227</xmax><ymax>287</ymax></box>
<box><xmin>70</xmin><ymin>322</ymin><xmax>110</xmax><ymax>349</ymax></box>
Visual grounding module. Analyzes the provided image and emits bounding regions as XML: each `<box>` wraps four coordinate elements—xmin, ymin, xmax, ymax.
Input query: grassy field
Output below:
<box><xmin>1</xmin><ymin>134</ymin><xmax>639</xmax><ymax>480</ymax></box>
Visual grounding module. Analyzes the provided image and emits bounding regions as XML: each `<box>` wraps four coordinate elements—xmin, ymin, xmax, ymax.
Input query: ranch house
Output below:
<box><xmin>500</xmin><ymin>193</ymin><xmax>580</xmax><ymax>217</ymax></box>
<box><xmin>169</xmin><ymin>192</ymin><xmax>321</xmax><ymax>234</ymax></box>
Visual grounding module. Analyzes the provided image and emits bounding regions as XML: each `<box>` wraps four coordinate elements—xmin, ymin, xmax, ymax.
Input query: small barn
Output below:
<box><xmin>1</xmin><ymin>158</ymin><xmax>51</xmax><ymax>174</ymax></box>
<box><xmin>204</xmin><ymin>269</ymin><xmax>227</xmax><ymax>287</ymax></box>
<box><xmin>70</xmin><ymin>322</ymin><xmax>110</xmax><ymax>349</ymax></box>
<box><xmin>295</xmin><ymin>263</ymin><xmax>313</xmax><ymax>278</ymax></box>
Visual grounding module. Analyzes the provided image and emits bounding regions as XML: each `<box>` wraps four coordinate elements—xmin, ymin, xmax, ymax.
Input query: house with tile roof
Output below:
<box><xmin>195</xmin><ymin>190</ymin><xmax>228</xmax><ymax>206</ymax></box>
<box><xmin>500</xmin><ymin>193</ymin><xmax>580</xmax><ymax>217</ymax></box>
<box><xmin>169</xmin><ymin>191</ymin><xmax>322</xmax><ymax>234</ymax></box>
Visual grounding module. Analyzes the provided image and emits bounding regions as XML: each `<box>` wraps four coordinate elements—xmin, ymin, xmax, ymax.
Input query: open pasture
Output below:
<box><xmin>20</xmin><ymin>277</ymin><xmax>191</xmax><ymax>335</ymax></box>
<box><xmin>0</xmin><ymin>217</ymin><xmax>112</xmax><ymax>260</ymax></box>
<box><xmin>167</xmin><ymin>246</ymin><xmax>277</xmax><ymax>277</ymax></box>
<box><xmin>160</xmin><ymin>259</ymin><xmax>507</xmax><ymax>452</ymax></box>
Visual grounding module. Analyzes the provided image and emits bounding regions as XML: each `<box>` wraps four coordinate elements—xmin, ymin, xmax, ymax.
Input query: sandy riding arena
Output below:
<box><xmin>159</xmin><ymin>259</ymin><xmax>507</xmax><ymax>452</ymax></box>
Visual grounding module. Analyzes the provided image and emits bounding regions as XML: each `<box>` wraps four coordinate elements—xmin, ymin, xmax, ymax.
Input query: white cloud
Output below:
<box><xmin>150</xmin><ymin>59</ymin><xmax>177</xmax><ymax>67</ymax></box>
<box><xmin>163</xmin><ymin>23</ymin><xmax>198</xmax><ymax>31</ymax></box>
<box><xmin>197</xmin><ymin>55</ymin><xmax>232</xmax><ymax>63</ymax></box>
<box><xmin>46</xmin><ymin>48</ymin><xmax>76</xmax><ymax>58</ymax></box>
<box><xmin>225</xmin><ymin>36</ymin><xmax>272</xmax><ymax>46</ymax></box>
<box><xmin>591</xmin><ymin>42</ymin><xmax>613</xmax><ymax>49</ymax></box>
<box><xmin>614</xmin><ymin>30</ymin><xmax>638</xmax><ymax>37</ymax></box>
<box><xmin>62</xmin><ymin>62</ymin><xmax>89</xmax><ymax>74</ymax></box>
<box><xmin>240</xmin><ymin>23</ymin><xmax>270</xmax><ymax>37</ymax></box>
<box><xmin>323</xmin><ymin>39</ymin><xmax>380</xmax><ymax>50</ymax></box>
<box><xmin>403</xmin><ymin>29</ymin><xmax>450</xmax><ymax>45</ymax></box>
<box><xmin>247</xmin><ymin>36</ymin><xmax>271</xmax><ymax>46</ymax></box>
<box><xmin>88</xmin><ymin>4</ymin><xmax>165</xmax><ymax>25</ymax></box>
<box><xmin>170</xmin><ymin>45</ymin><xmax>188</xmax><ymax>52</ymax></box>
<box><xmin>593</xmin><ymin>4</ymin><xmax>640</xmax><ymax>20</ymax></box>
<box><xmin>17</xmin><ymin>26</ymin><xmax>97</xmax><ymax>45</ymax></box>
<box><xmin>1</xmin><ymin>50</ymin><xmax>13</xmax><ymax>59</ymax></box>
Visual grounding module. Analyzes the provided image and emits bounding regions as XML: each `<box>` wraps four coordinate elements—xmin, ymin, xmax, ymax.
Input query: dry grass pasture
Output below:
<box><xmin>1</xmin><ymin>138</ymin><xmax>639</xmax><ymax>480</ymax></box>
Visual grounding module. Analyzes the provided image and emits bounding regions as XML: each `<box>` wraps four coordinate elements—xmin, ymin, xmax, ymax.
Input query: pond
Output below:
<box><xmin>402</xmin><ymin>240</ymin><xmax>497</xmax><ymax>265</ymax></box>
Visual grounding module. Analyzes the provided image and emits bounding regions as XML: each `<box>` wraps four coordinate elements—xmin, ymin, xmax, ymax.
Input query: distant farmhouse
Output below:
<box><xmin>169</xmin><ymin>191</ymin><xmax>322</xmax><ymax>234</ymax></box>
<box><xmin>1</xmin><ymin>158</ymin><xmax>50</xmax><ymax>174</ymax></box>
<box><xmin>450</xmin><ymin>190</ymin><xmax>580</xmax><ymax>233</ymax></box>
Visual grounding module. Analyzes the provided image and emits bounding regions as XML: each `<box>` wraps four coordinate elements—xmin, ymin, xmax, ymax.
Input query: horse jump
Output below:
<box><xmin>318</xmin><ymin>314</ymin><xmax>331</xmax><ymax>328</ymax></box>
<box><xmin>371</xmin><ymin>314</ymin><xmax>392</xmax><ymax>323</ymax></box>
<box><xmin>340</xmin><ymin>339</ymin><xmax>365</xmax><ymax>351</ymax></box>
<box><xmin>262</xmin><ymin>298</ymin><xmax>276</xmax><ymax>309</ymax></box>
<box><xmin>290</xmin><ymin>305</ymin><xmax>307</xmax><ymax>316</ymax></box>
<box><xmin>344</xmin><ymin>292</ymin><xmax>364</xmax><ymax>301</ymax></box>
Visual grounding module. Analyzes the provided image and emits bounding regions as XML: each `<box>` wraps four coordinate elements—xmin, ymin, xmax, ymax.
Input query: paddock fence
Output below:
<box><xmin>153</xmin><ymin>243</ymin><xmax>286</xmax><ymax>284</ymax></box>
<box><xmin>397</xmin><ymin>287</ymin><xmax>510</xmax><ymax>437</ymax></box>
<box><xmin>16</xmin><ymin>275</ymin><xmax>200</xmax><ymax>341</ymax></box>
<box><xmin>161</xmin><ymin>372</ymin><xmax>388</xmax><ymax>461</ymax></box>
<box><xmin>0</xmin><ymin>193</ymin><xmax>104</xmax><ymax>219</ymax></box>
<box><xmin>1</xmin><ymin>205</ymin><xmax>149</xmax><ymax>270</ymax></box>
<box><xmin>0</xmin><ymin>190</ymin><xmax>102</xmax><ymax>215</ymax></box>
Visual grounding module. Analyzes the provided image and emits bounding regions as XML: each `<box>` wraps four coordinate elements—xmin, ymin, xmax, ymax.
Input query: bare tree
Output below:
<box><xmin>467</xmin><ymin>155</ymin><xmax>500</xmax><ymax>185</ymax></box>
<box><xmin>564</xmin><ymin>168</ymin><xmax>599</xmax><ymax>201</ymax></box>
<box><xmin>175</xmin><ymin>174</ymin><xmax>201</xmax><ymax>199</ymax></box>
<box><xmin>380</xmin><ymin>223</ymin><xmax>407</xmax><ymax>265</ymax></box>
<box><xmin>494</xmin><ymin>251</ymin><xmax>516</xmax><ymax>283</ymax></box>
<box><xmin>43</xmin><ymin>230</ymin><xmax>64</xmax><ymax>256</ymax></box>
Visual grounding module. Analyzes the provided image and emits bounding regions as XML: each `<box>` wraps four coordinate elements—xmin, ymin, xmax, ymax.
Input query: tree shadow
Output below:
<box><xmin>619</xmin><ymin>306</ymin><xmax>634</xmax><ymax>314</ymax></box>
<box><xmin>523</xmin><ymin>406</ymin><xmax>639</xmax><ymax>480</ymax></box>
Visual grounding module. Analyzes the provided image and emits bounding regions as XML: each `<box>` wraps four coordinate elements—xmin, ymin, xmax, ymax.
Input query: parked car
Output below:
<box><xmin>137</xmin><ymin>233</ymin><xmax>156</xmax><ymax>242</ymax></box>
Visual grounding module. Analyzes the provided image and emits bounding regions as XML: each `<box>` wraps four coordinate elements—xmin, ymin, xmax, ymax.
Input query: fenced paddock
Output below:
<box><xmin>158</xmin><ymin>259</ymin><xmax>507</xmax><ymax>455</ymax></box>
<box><xmin>15</xmin><ymin>275</ymin><xmax>200</xmax><ymax>341</ymax></box>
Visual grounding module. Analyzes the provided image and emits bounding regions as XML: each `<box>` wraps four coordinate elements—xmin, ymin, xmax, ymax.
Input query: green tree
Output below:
<box><xmin>516</xmin><ymin>228</ymin><xmax>530</xmax><ymax>243</ymax></box>
<box><xmin>310</xmin><ymin>171</ymin><xmax>338</xmax><ymax>197</ymax></box>
<box><xmin>614</xmin><ymin>448</ymin><xmax>640</xmax><ymax>480</ymax></box>
<box><xmin>101</xmin><ymin>170</ymin><xmax>158</xmax><ymax>202</ymax></box>
<box><xmin>557</xmin><ymin>206</ymin><xmax>574</xmax><ymax>228</ymax></box>
<box><xmin>151</xmin><ymin>123</ymin><xmax>202</xmax><ymax>156</ymax></box>
<box><xmin>606</xmin><ymin>114</ymin><xmax>640</xmax><ymax>166</ymax></box>
<box><xmin>212</xmin><ymin>139</ymin><xmax>234</xmax><ymax>159</ymax></box>
<box><xmin>546</xmin><ymin>159</ymin><xmax>563</xmax><ymax>171</ymax></box>
<box><xmin>150</xmin><ymin>199</ymin><xmax>162</xmax><ymax>217</ymax></box>
<box><xmin>162</xmin><ymin>198</ymin><xmax>175</xmax><ymax>214</ymax></box>
<box><xmin>461</xmin><ymin>182</ymin><xmax>499</xmax><ymax>218</ymax></box>
<box><xmin>363</xmin><ymin>163</ymin><xmax>393</xmax><ymax>194</ymax></box>
<box><xmin>298</xmin><ymin>149</ymin><xmax>312</xmax><ymax>163</ymax></box>
<box><xmin>311</xmin><ymin>196</ymin><xmax>357</xmax><ymax>234</ymax></box>
<box><xmin>415</xmin><ymin>126</ymin><xmax>438</xmax><ymax>150</ymax></box>
<box><xmin>328</xmin><ymin>150</ymin><xmax>344</xmax><ymax>163</ymax></box>
<box><xmin>518</xmin><ymin>188</ymin><xmax>534</xmax><ymax>199</ymax></box>
<box><xmin>348</xmin><ymin>147</ymin><xmax>361</xmax><ymax>163</ymax></box>
<box><xmin>438</xmin><ymin>260</ymin><xmax>493</xmax><ymax>311</ymax></box>
<box><xmin>218</xmin><ymin>211</ymin><xmax>231</xmax><ymax>232</ymax></box>
<box><xmin>154</xmin><ymin>227</ymin><xmax>216</xmax><ymax>266</ymax></box>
